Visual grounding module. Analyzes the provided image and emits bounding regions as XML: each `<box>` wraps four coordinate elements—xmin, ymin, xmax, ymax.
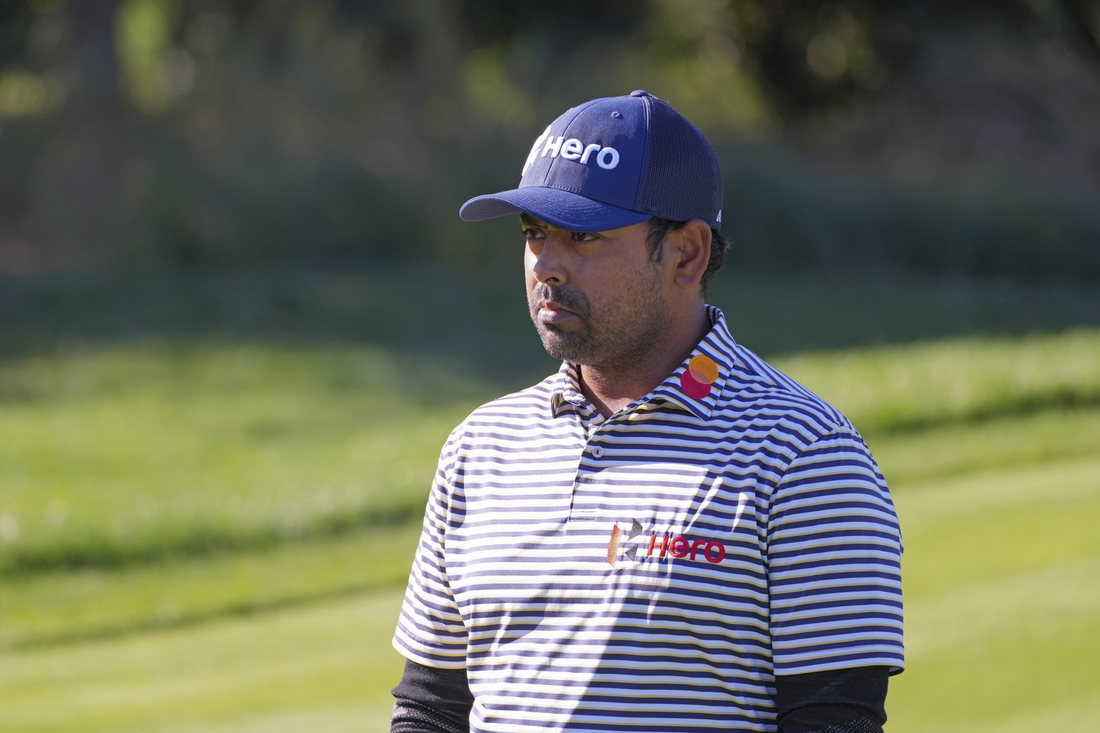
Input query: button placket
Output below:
<box><xmin>568</xmin><ymin>415</ymin><xmax>598</xmax><ymax>524</ymax></box>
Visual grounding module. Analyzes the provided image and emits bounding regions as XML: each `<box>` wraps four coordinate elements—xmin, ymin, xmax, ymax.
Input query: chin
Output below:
<box><xmin>537</xmin><ymin>333</ymin><xmax>578</xmax><ymax>361</ymax></box>
<box><xmin>534</xmin><ymin>321</ymin><xmax>595</xmax><ymax>361</ymax></box>
<box><xmin>539</xmin><ymin>337</ymin><xmax>571</xmax><ymax>361</ymax></box>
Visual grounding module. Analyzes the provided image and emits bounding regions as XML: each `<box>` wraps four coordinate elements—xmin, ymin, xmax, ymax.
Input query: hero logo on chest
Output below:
<box><xmin>606</xmin><ymin>519</ymin><xmax>727</xmax><ymax>568</ymax></box>
<box><xmin>523</xmin><ymin>125</ymin><xmax>621</xmax><ymax>175</ymax></box>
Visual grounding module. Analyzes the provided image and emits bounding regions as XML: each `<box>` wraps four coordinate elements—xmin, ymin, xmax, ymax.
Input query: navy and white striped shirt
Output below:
<box><xmin>394</xmin><ymin>306</ymin><xmax>904</xmax><ymax>732</ymax></box>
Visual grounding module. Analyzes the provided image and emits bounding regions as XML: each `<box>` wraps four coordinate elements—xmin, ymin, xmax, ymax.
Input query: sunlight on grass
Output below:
<box><xmin>4</xmin><ymin>409</ymin><xmax>1098</xmax><ymax>653</ymax></box>
<box><xmin>0</xmin><ymin>344</ymin><xmax>482</xmax><ymax>572</ymax></box>
<box><xmin>2</xmin><ymin>327</ymin><xmax>1100</xmax><ymax>732</ymax></box>
<box><xmin>888</xmin><ymin>457</ymin><xmax>1100</xmax><ymax>732</ymax></box>
<box><xmin>872</xmin><ymin>406</ymin><xmax>1100</xmax><ymax>485</ymax></box>
<box><xmin>776</xmin><ymin>328</ymin><xmax>1100</xmax><ymax>433</ymax></box>
<box><xmin>3</xmin><ymin>329</ymin><xmax>1098</xmax><ymax>574</ymax></box>
<box><xmin>0</xmin><ymin>588</ymin><xmax>406</xmax><ymax>733</ymax></box>
<box><xmin>2</xmin><ymin>456</ymin><xmax>1097</xmax><ymax>732</ymax></box>
<box><xmin>0</xmin><ymin>523</ymin><xmax>420</xmax><ymax>651</ymax></box>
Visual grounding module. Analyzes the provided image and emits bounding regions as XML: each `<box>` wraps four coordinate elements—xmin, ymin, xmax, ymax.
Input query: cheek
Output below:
<box><xmin>524</xmin><ymin>254</ymin><xmax>537</xmax><ymax>290</ymax></box>
<box><xmin>524</xmin><ymin>257</ymin><xmax>541</xmax><ymax>305</ymax></box>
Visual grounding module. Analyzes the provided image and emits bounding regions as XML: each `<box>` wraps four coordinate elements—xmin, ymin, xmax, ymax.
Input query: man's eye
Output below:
<box><xmin>523</xmin><ymin>228</ymin><xmax>544</xmax><ymax>239</ymax></box>
<box><xmin>571</xmin><ymin>232</ymin><xmax>598</xmax><ymax>242</ymax></box>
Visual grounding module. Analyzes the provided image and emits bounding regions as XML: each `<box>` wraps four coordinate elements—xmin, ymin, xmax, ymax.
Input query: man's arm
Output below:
<box><xmin>774</xmin><ymin>666</ymin><xmax>890</xmax><ymax>733</ymax></box>
<box><xmin>765</xmin><ymin>425</ymin><xmax>902</xmax><ymax>732</ymax></box>
<box><xmin>390</xmin><ymin>659</ymin><xmax>473</xmax><ymax>733</ymax></box>
<box><xmin>391</xmin><ymin>429</ymin><xmax>472</xmax><ymax>732</ymax></box>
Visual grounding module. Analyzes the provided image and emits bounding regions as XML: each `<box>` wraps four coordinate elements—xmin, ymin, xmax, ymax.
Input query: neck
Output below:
<box><xmin>578</xmin><ymin>305</ymin><xmax>710</xmax><ymax>418</ymax></box>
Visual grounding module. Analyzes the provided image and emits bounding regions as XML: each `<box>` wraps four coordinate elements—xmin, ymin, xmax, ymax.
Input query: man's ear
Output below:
<box><xmin>668</xmin><ymin>219</ymin><xmax>712</xmax><ymax>291</ymax></box>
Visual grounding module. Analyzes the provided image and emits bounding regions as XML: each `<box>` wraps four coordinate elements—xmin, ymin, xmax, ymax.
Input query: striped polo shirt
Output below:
<box><xmin>393</xmin><ymin>306</ymin><xmax>904</xmax><ymax>732</ymax></box>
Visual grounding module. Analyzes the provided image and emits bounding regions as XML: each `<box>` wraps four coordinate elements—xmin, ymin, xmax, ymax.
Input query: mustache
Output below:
<box><xmin>531</xmin><ymin>284</ymin><xmax>591</xmax><ymax>317</ymax></box>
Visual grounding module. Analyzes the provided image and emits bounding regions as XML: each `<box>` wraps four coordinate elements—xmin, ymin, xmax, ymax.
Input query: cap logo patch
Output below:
<box><xmin>522</xmin><ymin>125</ymin><xmax>620</xmax><ymax>175</ymax></box>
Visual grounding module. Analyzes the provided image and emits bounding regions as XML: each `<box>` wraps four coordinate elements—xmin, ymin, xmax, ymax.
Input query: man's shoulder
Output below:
<box><xmin>718</xmin><ymin>343</ymin><xmax>854</xmax><ymax>441</ymax></box>
<box><xmin>702</xmin><ymin>308</ymin><xmax>854</xmax><ymax>443</ymax></box>
<box><xmin>472</xmin><ymin>372</ymin><xmax>558</xmax><ymax>415</ymax></box>
<box><xmin>447</xmin><ymin>372</ymin><xmax>561</xmax><ymax>437</ymax></box>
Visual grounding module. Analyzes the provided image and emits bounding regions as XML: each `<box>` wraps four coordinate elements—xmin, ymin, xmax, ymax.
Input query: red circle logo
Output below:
<box><xmin>679</xmin><ymin>355</ymin><xmax>718</xmax><ymax>400</ymax></box>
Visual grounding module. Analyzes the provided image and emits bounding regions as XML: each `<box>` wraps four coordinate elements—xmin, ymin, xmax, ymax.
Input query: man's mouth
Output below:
<box><xmin>536</xmin><ymin>300</ymin><xmax>576</xmax><ymax>324</ymax></box>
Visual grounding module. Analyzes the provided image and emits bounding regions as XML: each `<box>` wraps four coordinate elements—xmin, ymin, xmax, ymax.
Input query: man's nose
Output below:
<box><xmin>531</xmin><ymin>237</ymin><xmax>568</xmax><ymax>285</ymax></box>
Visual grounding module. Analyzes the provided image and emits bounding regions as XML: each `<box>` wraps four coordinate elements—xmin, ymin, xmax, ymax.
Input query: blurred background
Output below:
<box><xmin>1</xmin><ymin>1</ymin><xmax>1099</xmax><ymax>731</ymax></box>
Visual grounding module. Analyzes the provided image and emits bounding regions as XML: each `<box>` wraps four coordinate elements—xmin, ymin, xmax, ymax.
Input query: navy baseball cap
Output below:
<box><xmin>459</xmin><ymin>90</ymin><xmax>723</xmax><ymax>232</ymax></box>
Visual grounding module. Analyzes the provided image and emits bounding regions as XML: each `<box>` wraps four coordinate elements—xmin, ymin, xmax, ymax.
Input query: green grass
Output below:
<box><xmin>3</xmin><ymin>327</ymin><xmax>1098</xmax><ymax>575</ymax></box>
<box><xmin>1</xmin><ymin>454</ymin><xmax>1096</xmax><ymax>732</ymax></box>
<box><xmin>0</xmin><ymin>344</ymin><xmax>480</xmax><ymax>573</ymax></box>
<box><xmin>888</xmin><ymin>457</ymin><xmax>1100</xmax><ymax>732</ymax></box>
<box><xmin>3</xmin><ymin>272</ymin><xmax>1100</xmax><ymax>730</ymax></box>
<box><xmin>7</xmin><ymin>267</ymin><xmax>1100</xmax><ymax>368</ymax></box>
<box><xmin>0</xmin><ymin>407</ymin><xmax>1093</xmax><ymax>677</ymax></box>
<box><xmin>774</xmin><ymin>327</ymin><xmax>1100</xmax><ymax>434</ymax></box>
<box><xmin>871</xmin><ymin>406</ymin><xmax>1100</xmax><ymax>485</ymax></box>
<box><xmin>0</xmin><ymin>588</ymin><xmax>408</xmax><ymax>733</ymax></box>
<box><xmin>1</xmin><ymin>405</ymin><xmax>1097</xmax><ymax>655</ymax></box>
<box><xmin>0</xmin><ymin>523</ymin><xmax>421</xmax><ymax>652</ymax></box>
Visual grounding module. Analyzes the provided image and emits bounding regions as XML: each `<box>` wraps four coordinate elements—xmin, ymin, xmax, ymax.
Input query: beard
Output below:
<box><xmin>527</xmin><ymin>266</ymin><xmax>668</xmax><ymax>369</ymax></box>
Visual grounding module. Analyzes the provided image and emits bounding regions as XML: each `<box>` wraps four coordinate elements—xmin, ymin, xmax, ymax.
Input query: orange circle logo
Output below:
<box><xmin>680</xmin><ymin>355</ymin><xmax>717</xmax><ymax>399</ymax></box>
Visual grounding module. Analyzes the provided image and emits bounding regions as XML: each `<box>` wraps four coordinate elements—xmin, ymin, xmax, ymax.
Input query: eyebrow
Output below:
<box><xmin>519</xmin><ymin>213</ymin><xmax>546</xmax><ymax>228</ymax></box>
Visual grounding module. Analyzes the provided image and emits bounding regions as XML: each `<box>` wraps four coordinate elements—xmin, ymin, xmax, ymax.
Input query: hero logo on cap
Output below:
<box><xmin>460</xmin><ymin>90</ymin><xmax>723</xmax><ymax>233</ymax></box>
<box><xmin>522</xmin><ymin>125</ymin><xmax>621</xmax><ymax>175</ymax></box>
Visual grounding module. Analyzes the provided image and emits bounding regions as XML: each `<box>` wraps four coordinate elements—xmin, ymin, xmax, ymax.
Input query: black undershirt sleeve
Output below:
<box><xmin>390</xmin><ymin>659</ymin><xmax>473</xmax><ymax>733</ymax></box>
<box><xmin>390</xmin><ymin>659</ymin><xmax>889</xmax><ymax>733</ymax></box>
<box><xmin>774</xmin><ymin>665</ymin><xmax>891</xmax><ymax>733</ymax></box>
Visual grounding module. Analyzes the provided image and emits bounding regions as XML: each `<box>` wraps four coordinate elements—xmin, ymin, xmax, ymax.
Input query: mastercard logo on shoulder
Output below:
<box><xmin>680</xmin><ymin>354</ymin><xmax>719</xmax><ymax>400</ymax></box>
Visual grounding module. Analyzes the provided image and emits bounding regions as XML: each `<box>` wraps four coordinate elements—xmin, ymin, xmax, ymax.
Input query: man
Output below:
<box><xmin>391</xmin><ymin>90</ymin><xmax>904</xmax><ymax>733</ymax></box>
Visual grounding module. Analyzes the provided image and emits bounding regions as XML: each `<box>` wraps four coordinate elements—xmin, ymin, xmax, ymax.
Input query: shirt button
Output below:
<box><xmin>591</xmin><ymin>446</ymin><xmax>604</xmax><ymax>458</ymax></box>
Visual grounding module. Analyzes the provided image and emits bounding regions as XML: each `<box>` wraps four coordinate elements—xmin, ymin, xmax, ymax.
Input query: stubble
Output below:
<box><xmin>527</xmin><ymin>263</ymin><xmax>668</xmax><ymax>372</ymax></box>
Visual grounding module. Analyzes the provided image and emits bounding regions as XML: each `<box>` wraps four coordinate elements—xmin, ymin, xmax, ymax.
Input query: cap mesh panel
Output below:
<box><xmin>636</xmin><ymin>95</ymin><xmax>723</xmax><ymax>228</ymax></box>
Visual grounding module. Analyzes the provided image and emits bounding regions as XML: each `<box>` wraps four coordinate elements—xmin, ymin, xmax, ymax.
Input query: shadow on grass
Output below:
<box><xmin>0</xmin><ymin>502</ymin><xmax>422</xmax><ymax>578</ymax></box>
<box><xmin>4</xmin><ymin>578</ymin><xmax>386</xmax><ymax>652</ymax></box>
<box><xmin>5</xmin><ymin>264</ymin><xmax>1100</xmax><ymax>372</ymax></box>
<box><xmin>4</xmin><ymin>265</ymin><xmax>1100</xmax><ymax>577</ymax></box>
<box><xmin>0</xmin><ymin>265</ymin><xmax>557</xmax><ymax>392</ymax></box>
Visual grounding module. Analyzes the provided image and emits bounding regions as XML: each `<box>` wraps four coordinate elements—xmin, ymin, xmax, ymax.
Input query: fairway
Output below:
<box><xmin>2</xmin><ymin>326</ymin><xmax>1099</xmax><ymax>731</ymax></box>
<box><xmin>4</xmin><ymin>329</ymin><xmax>1099</xmax><ymax>576</ymax></box>
<box><xmin>2</xmin><ymin>454</ymin><xmax>1098</xmax><ymax>731</ymax></box>
<box><xmin>888</xmin><ymin>457</ymin><xmax>1100</xmax><ymax>732</ymax></box>
<box><xmin>3</xmin><ymin>0</ymin><xmax>1100</xmax><ymax>726</ymax></box>
<box><xmin>0</xmin><ymin>589</ymin><xmax>407</xmax><ymax>733</ymax></box>
<box><xmin>0</xmin><ymin>344</ymin><xmax>482</xmax><ymax>574</ymax></box>
<box><xmin>0</xmin><ymin>524</ymin><xmax>421</xmax><ymax>651</ymax></box>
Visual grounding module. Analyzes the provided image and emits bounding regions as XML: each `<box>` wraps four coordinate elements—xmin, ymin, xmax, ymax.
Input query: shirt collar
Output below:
<box><xmin>548</xmin><ymin>305</ymin><xmax>741</xmax><ymax>421</ymax></box>
<box><xmin>549</xmin><ymin>361</ymin><xmax>586</xmax><ymax>418</ymax></box>
<box><xmin>649</xmin><ymin>305</ymin><xmax>740</xmax><ymax>420</ymax></box>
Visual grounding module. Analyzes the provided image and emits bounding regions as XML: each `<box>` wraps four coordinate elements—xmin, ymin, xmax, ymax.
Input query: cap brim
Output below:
<box><xmin>459</xmin><ymin>187</ymin><xmax>651</xmax><ymax>232</ymax></box>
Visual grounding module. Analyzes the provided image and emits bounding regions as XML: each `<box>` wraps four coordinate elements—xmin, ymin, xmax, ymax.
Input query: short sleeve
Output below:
<box><xmin>392</xmin><ymin>437</ymin><xmax>469</xmax><ymax>669</ymax></box>
<box><xmin>767</xmin><ymin>428</ymin><xmax>905</xmax><ymax>675</ymax></box>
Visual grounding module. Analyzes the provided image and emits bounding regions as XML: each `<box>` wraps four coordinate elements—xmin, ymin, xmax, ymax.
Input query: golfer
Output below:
<box><xmin>390</xmin><ymin>90</ymin><xmax>904</xmax><ymax>733</ymax></box>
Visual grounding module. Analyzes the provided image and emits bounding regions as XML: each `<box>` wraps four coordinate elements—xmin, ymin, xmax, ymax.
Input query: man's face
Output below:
<box><xmin>523</xmin><ymin>214</ymin><xmax>670</xmax><ymax>369</ymax></box>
